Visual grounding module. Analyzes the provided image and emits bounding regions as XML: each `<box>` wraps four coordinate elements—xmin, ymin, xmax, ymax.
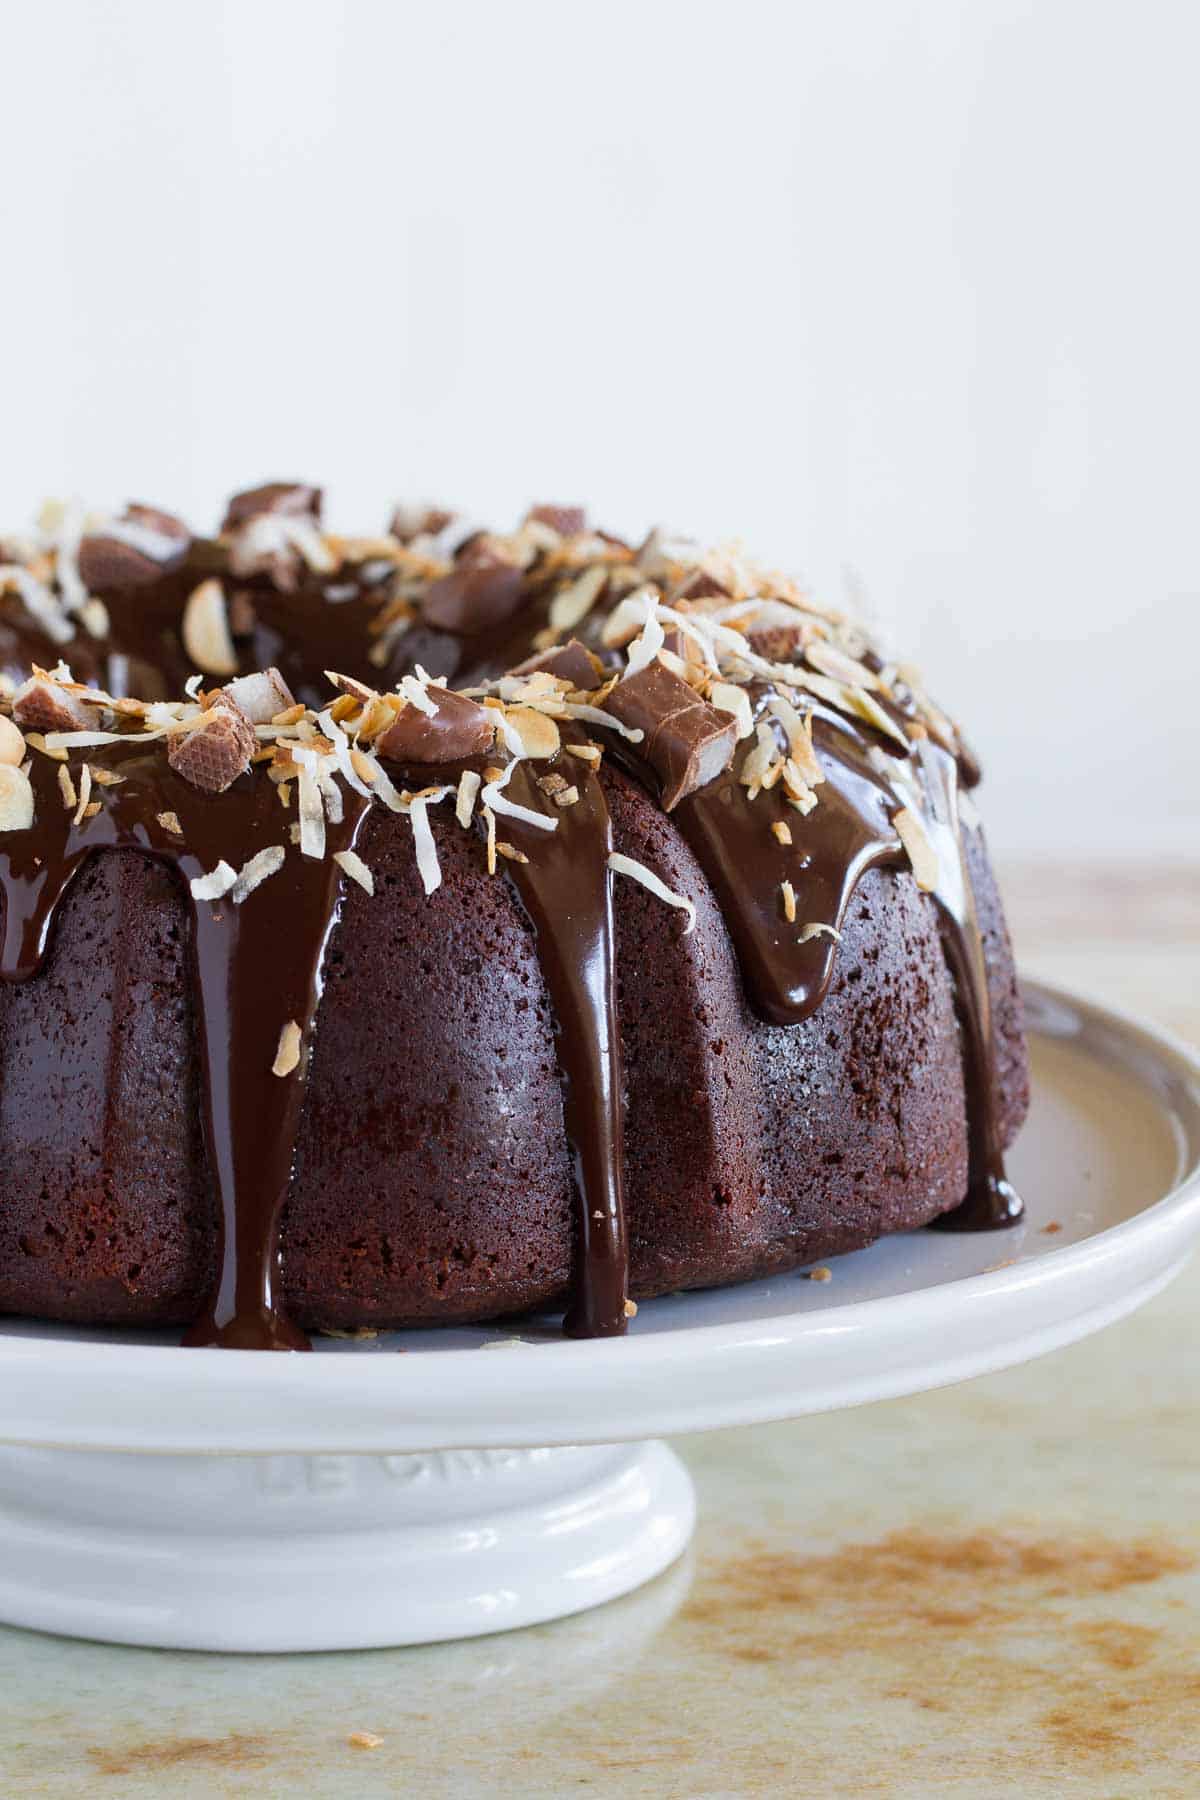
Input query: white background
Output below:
<box><xmin>1</xmin><ymin>1</ymin><xmax>1196</xmax><ymax>861</ymax></box>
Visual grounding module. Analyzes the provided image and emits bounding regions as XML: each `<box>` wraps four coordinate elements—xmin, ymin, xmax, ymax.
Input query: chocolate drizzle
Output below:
<box><xmin>0</xmin><ymin>745</ymin><xmax>370</xmax><ymax>1350</ymax></box>
<box><xmin>0</xmin><ymin>494</ymin><xmax>1024</xmax><ymax>1352</ymax></box>
<box><xmin>486</xmin><ymin>750</ymin><xmax>629</xmax><ymax>1336</ymax></box>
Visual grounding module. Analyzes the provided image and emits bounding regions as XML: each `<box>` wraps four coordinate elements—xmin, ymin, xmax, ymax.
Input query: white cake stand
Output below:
<box><xmin>0</xmin><ymin>979</ymin><xmax>1196</xmax><ymax>1653</ymax></box>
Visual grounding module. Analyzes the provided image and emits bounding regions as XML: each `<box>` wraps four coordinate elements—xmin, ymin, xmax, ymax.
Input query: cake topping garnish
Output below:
<box><xmin>167</xmin><ymin>698</ymin><xmax>256</xmax><ymax>794</ymax></box>
<box><xmin>0</xmin><ymin>764</ymin><xmax>34</xmax><ymax>832</ymax></box>
<box><xmin>182</xmin><ymin>577</ymin><xmax>239</xmax><ymax>677</ymax></box>
<box><xmin>12</xmin><ymin>671</ymin><xmax>102</xmax><ymax>734</ymax></box>
<box><xmin>77</xmin><ymin>503</ymin><xmax>191</xmax><ymax>591</ymax></box>
<box><xmin>271</xmin><ymin>1019</ymin><xmax>302</xmax><ymax>1078</ymax></box>
<box><xmin>606</xmin><ymin>853</ymin><xmax>696</xmax><ymax>935</ymax></box>
<box><xmin>602</xmin><ymin>660</ymin><xmax>738</xmax><ymax>809</ymax></box>
<box><xmin>375</xmin><ymin>682</ymin><xmax>495</xmax><ymax>764</ymax></box>
<box><xmin>420</xmin><ymin>560</ymin><xmax>527</xmax><ymax>636</ymax></box>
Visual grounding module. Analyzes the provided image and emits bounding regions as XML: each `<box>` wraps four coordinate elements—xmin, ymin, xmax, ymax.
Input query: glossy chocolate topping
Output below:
<box><xmin>0</xmin><ymin>488</ymin><xmax>1021</xmax><ymax>1351</ymax></box>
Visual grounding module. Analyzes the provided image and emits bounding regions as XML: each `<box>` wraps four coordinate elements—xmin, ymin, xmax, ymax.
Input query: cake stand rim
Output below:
<box><xmin>0</xmin><ymin>976</ymin><xmax>1196</xmax><ymax>1453</ymax></box>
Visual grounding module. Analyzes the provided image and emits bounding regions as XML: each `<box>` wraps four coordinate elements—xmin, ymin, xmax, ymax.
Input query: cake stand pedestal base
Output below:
<box><xmin>0</xmin><ymin>1439</ymin><xmax>695</xmax><ymax>1652</ymax></box>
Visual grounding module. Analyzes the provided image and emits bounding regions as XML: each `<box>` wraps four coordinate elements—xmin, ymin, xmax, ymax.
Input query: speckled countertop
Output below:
<box><xmin>3</xmin><ymin>859</ymin><xmax>1199</xmax><ymax>1800</ymax></box>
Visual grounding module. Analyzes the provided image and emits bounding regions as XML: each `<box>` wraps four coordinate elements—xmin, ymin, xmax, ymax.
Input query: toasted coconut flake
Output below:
<box><xmin>316</xmin><ymin>707</ymin><xmax>372</xmax><ymax>798</ymax></box>
<box><xmin>231</xmin><ymin>844</ymin><xmax>286</xmax><ymax>904</ymax></box>
<box><xmin>780</xmin><ymin>879</ymin><xmax>797</xmax><ymax>924</ymax></box>
<box><xmin>772</xmin><ymin>820</ymin><xmax>792</xmax><ymax>846</ymax></box>
<box><xmin>482</xmin><ymin>803</ymin><xmax>497</xmax><ymax>874</ymax></box>
<box><xmin>623</xmin><ymin>596</ymin><xmax>665</xmax><ymax>679</ymax></box>
<box><xmin>333</xmin><ymin>848</ymin><xmax>374</xmax><ymax>895</ymax></box>
<box><xmin>552</xmin><ymin>784</ymin><xmax>579</xmax><ymax>807</ymax></box>
<box><xmin>564</xmin><ymin>741</ymin><xmax>602</xmax><ymax>766</ymax></box>
<box><xmin>89</xmin><ymin>764</ymin><xmax>124</xmax><ymax>787</ymax></box>
<box><xmin>893</xmin><ymin>806</ymin><xmax>939</xmax><ymax>891</ymax></box>
<box><xmin>0</xmin><ymin>764</ymin><xmax>34</xmax><ymax>832</ymax></box>
<box><xmin>562</xmin><ymin>702</ymin><xmax>643</xmax><ymax>743</ymax></box>
<box><xmin>182</xmin><ymin>578</ymin><xmax>238</xmax><ymax>677</ymax></box>
<box><xmin>607</xmin><ymin>852</ymin><xmax>696</xmax><ymax>935</ymax></box>
<box><xmin>456</xmin><ymin>767</ymin><xmax>481</xmax><ymax>827</ymax></box>
<box><xmin>0</xmin><ymin>565</ymin><xmax>74</xmax><ymax>645</ymax></box>
<box><xmin>272</xmin><ymin>1019</ymin><xmax>302</xmax><ymax>1078</ymax></box>
<box><xmin>157</xmin><ymin>810</ymin><xmax>183</xmax><ymax>836</ymax></box>
<box><xmin>601</xmin><ymin>586</ymin><xmax>661</xmax><ymax>649</ymax></box>
<box><xmin>71</xmin><ymin>761</ymin><xmax>92</xmax><ymax>826</ymax></box>
<box><xmin>806</xmin><ymin>638</ymin><xmax>880</xmax><ymax>689</ymax></box>
<box><xmin>189</xmin><ymin>860</ymin><xmax>238</xmax><ymax>901</ymax></box>
<box><xmin>409</xmin><ymin>793</ymin><xmax>442</xmax><ymax>894</ymax></box>
<box><xmin>798</xmin><ymin>921</ymin><xmax>842</xmax><ymax>944</ymax></box>
<box><xmin>291</xmin><ymin>749</ymin><xmax>326</xmax><ymax>860</ymax></box>
<box><xmin>399</xmin><ymin>672</ymin><xmax>437</xmax><ymax>717</ymax></box>
<box><xmin>496</xmin><ymin>840</ymin><xmax>529</xmax><ymax>863</ymax></box>
<box><xmin>57</xmin><ymin>764</ymin><xmax>77</xmax><ymax>812</ymax></box>
<box><xmin>481</xmin><ymin>760</ymin><xmax>558</xmax><ymax>832</ymax></box>
<box><xmin>708</xmin><ymin>681</ymin><xmax>754</xmax><ymax>740</ymax></box>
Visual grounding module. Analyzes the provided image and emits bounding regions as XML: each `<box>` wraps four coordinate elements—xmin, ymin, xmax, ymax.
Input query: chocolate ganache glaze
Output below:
<box><xmin>0</xmin><ymin>488</ymin><xmax>1024</xmax><ymax>1348</ymax></box>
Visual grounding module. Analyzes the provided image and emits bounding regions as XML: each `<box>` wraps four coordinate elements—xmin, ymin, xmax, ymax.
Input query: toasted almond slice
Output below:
<box><xmin>0</xmin><ymin>763</ymin><xmax>34</xmax><ymax>831</ymax></box>
<box><xmin>0</xmin><ymin>715</ymin><xmax>24</xmax><ymax>767</ymax></box>
<box><xmin>57</xmin><ymin>764</ymin><xmax>77</xmax><ymax>812</ymax></box>
<box><xmin>182</xmin><ymin>578</ymin><xmax>238</xmax><ymax>677</ymax></box>
<box><xmin>780</xmin><ymin>879</ymin><xmax>797</xmax><ymax>923</ymax></box>
<box><xmin>771</xmin><ymin>820</ymin><xmax>792</xmax><ymax>846</ymax></box>
<box><xmin>157</xmin><ymin>810</ymin><xmax>183</xmax><ymax>836</ymax></box>
<box><xmin>504</xmin><ymin>705</ymin><xmax>561</xmax><ymax>760</ymax></box>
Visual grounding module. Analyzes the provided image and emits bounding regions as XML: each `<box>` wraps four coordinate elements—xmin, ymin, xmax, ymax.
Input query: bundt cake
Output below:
<box><xmin>0</xmin><ymin>486</ymin><xmax>1029</xmax><ymax>1350</ymax></box>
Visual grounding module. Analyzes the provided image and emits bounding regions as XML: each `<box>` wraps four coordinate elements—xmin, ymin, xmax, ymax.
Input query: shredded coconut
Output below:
<box><xmin>190</xmin><ymin>860</ymin><xmax>238</xmax><ymax>901</ymax></box>
<box><xmin>607</xmin><ymin>852</ymin><xmax>696</xmax><ymax>934</ymax></box>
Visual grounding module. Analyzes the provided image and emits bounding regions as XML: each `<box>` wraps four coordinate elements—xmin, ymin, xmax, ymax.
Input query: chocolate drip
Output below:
<box><xmin>485</xmin><ymin>750</ymin><xmax>629</xmax><ymax>1336</ymax></box>
<box><xmin>615</xmin><ymin>694</ymin><xmax>1022</xmax><ymax>1233</ymax></box>
<box><xmin>0</xmin><ymin>746</ymin><xmax>370</xmax><ymax>1349</ymax></box>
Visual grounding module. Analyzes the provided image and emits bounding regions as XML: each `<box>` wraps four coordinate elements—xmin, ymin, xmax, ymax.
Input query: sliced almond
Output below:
<box><xmin>504</xmin><ymin>705</ymin><xmax>561</xmax><ymax>760</ymax></box>
<box><xmin>0</xmin><ymin>763</ymin><xmax>34</xmax><ymax>831</ymax></box>
<box><xmin>0</xmin><ymin>715</ymin><xmax>24</xmax><ymax>766</ymax></box>
<box><xmin>182</xmin><ymin>578</ymin><xmax>238</xmax><ymax>677</ymax></box>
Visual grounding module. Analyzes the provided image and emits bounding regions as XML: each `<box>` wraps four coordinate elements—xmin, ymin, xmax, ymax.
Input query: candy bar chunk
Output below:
<box><xmin>77</xmin><ymin>503</ymin><xmax>192</xmax><ymax>591</ymax></box>
<box><xmin>220</xmin><ymin>482</ymin><xmax>322</xmax><ymax>533</ymax></box>
<box><xmin>218</xmin><ymin>667</ymin><xmax>296</xmax><ymax>725</ymax></box>
<box><xmin>512</xmin><ymin>638</ymin><xmax>605</xmax><ymax>690</ymax></box>
<box><xmin>167</xmin><ymin>702</ymin><xmax>255</xmax><ymax>794</ymax></box>
<box><xmin>603</xmin><ymin>660</ymin><xmax>738</xmax><ymax>809</ymax></box>
<box><xmin>11</xmin><ymin>674</ymin><xmax>102</xmax><ymax>733</ymax></box>
<box><xmin>421</xmin><ymin>562</ymin><xmax>527</xmax><ymax>637</ymax></box>
<box><xmin>525</xmin><ymin>503</ymin><xmax>586</xmax><ymax>537</ymax></box>
<box><xmin>376</xmin><ymin>687</ymin><xmax>496</xmax><ymax>764</ymax></box>
<box><xmin>672</xmin><ymin>568</ymin><xmax>730</xmax><ymax>603</ymax></box>
<box><xmin>390</xmin><ymin>502</ymin><xmax>456</xmax><ymax>543</ymax></box>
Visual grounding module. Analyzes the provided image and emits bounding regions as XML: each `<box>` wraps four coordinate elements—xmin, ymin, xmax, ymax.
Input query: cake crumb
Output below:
<box><xmin>347</xmin><ymin>1731</ymin><xmax>384</xmax><ymax>1750</ymax></box>
<box><xmin>624</xmin><ymin>1297</ymin><xmax>638</xmax><ymax>1317</ymax></box>
<box><xmin>1041</xmin><ymin>1220</ymin><xmax>1063</xmax><ymax>1235</ymax></box>
<box><xmin>803</xmin><ymin>1265</ymin><xmax>832</xmax><ymax>1282</ymax></box>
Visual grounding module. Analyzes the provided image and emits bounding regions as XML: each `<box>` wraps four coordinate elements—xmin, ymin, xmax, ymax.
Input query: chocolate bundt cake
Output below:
<box><xmin>0</xmin><ymin>487</ymin><xmax>1029</xmax><ymax>1349</ymax></box>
